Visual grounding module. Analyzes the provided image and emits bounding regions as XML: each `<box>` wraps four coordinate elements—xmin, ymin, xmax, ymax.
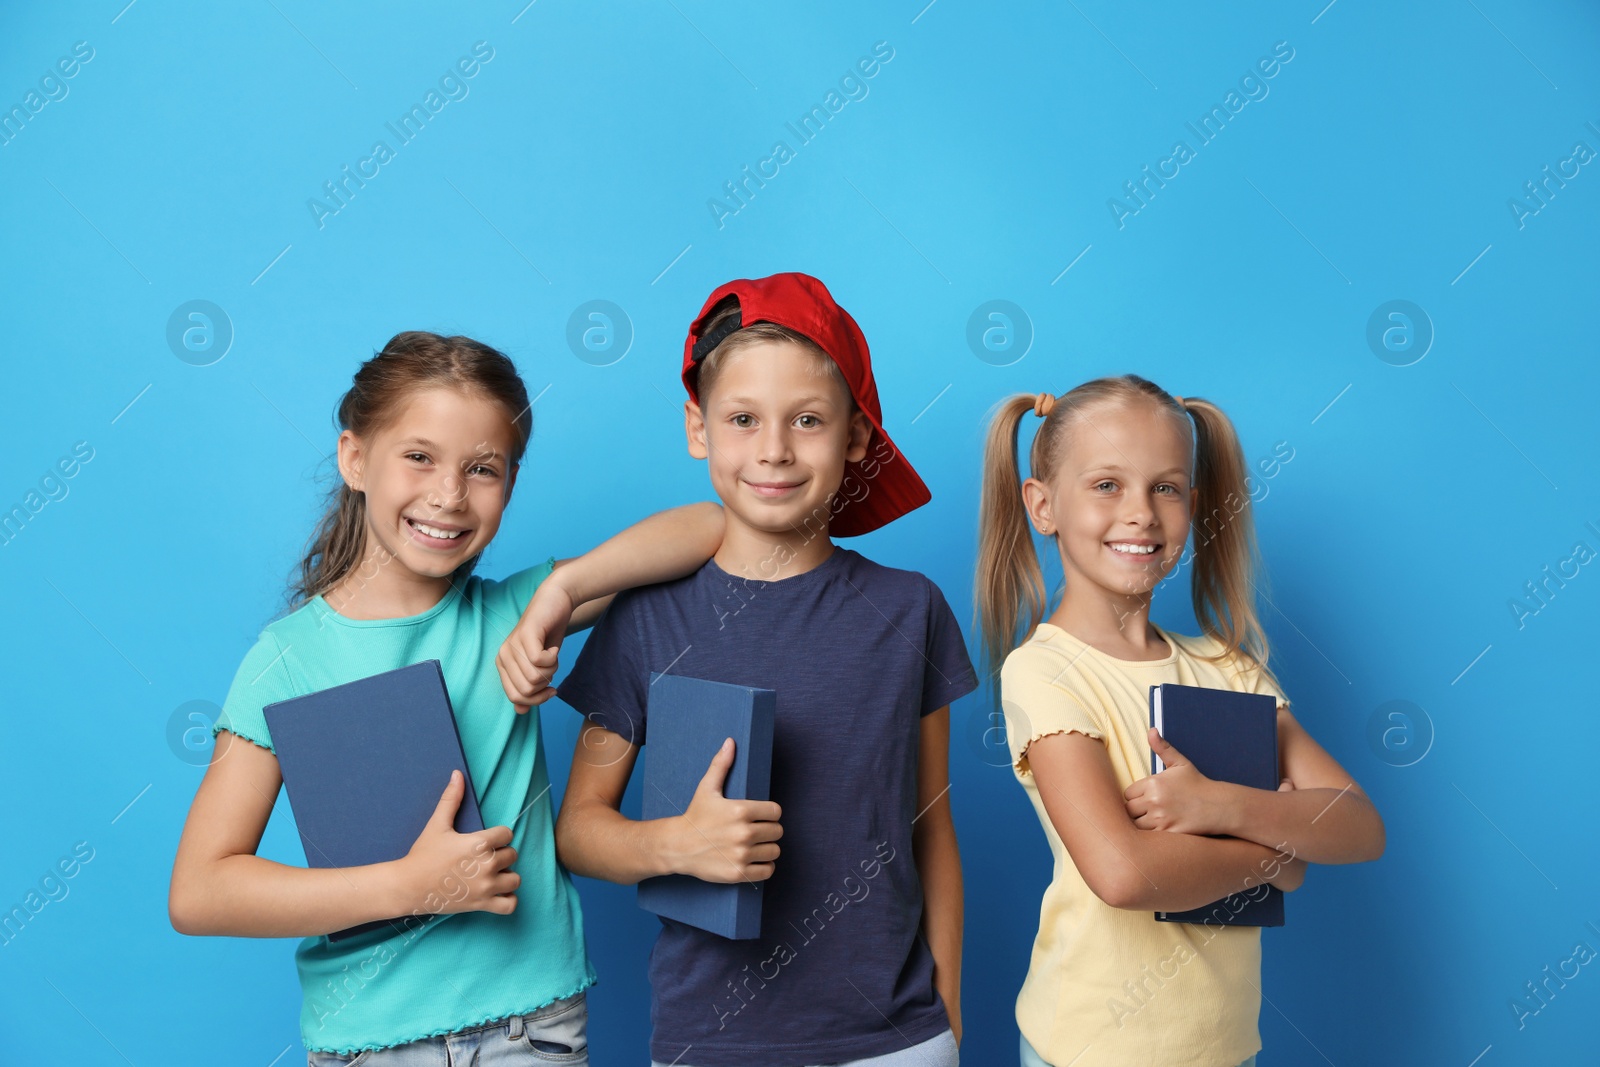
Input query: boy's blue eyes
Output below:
<box><xmin>728</xmin><ymin>414</ymin><xmax>822</xmax><ymax>428</ymax></box>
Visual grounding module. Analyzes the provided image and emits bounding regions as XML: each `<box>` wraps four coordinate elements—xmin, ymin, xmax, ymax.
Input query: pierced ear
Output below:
<box><xmin>1021</xmin><ymin>476</ymin><xmax>1055</xmax><ymax>535</ymax></box>
<box><xmin>684</xmin><ymin>401</ymin><xmax>709</xmax><ymax>460</ymax></box>
<box><xmin>845</xmin><ymin>410</ymin><xmax>871</xmax><ymax>464</ymax></box>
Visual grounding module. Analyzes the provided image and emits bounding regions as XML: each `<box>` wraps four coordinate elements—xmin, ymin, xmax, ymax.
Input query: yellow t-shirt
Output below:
<box><xmin>1001</xmin><ymin>621</ymin><xmax>1288</xmax><ymax>1067</ymax></box>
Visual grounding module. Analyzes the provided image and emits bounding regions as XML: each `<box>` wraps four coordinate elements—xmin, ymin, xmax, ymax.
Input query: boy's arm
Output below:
<box><xmin>498</xmin><ymin>502</ymin><xmax>723</xmax><ymax>712</ymax></box>
<box><xmin>1124</xmin><ymin>710</ymin><xmax>1385</xmax><ymax>865</ymax></box>
<box><xmin>555</xmin><ymin>723</ymin><xmax>783</xmax><ymax>886</ymax></box>
<box><xmin>913</xmin><ymin>707</ymin><xmax>962</xmax><ymax>1045</ymax></box>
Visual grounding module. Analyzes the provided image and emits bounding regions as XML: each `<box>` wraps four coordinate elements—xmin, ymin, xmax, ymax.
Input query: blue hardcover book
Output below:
<box><xmin>263</xmin><ymin>659</ymin><xmax>483</xmax><ymax>942</ymax></box>
<box><xmin>1147</xmin><ymin>682</ymin><xmax>1285</xmax><ymax>928</ymax></box>
<box><xmin>638</xmin><ymin>672</ymin><xmax>777</xmax><ymax>940</ymax></box>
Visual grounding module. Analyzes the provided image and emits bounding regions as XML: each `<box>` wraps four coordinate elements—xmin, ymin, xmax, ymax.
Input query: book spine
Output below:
<box><xmin>743</xmin><ymin>691</ymin><xmax>777</xmax><ymax>802</ymax></box>
<box><xmin>1148</xmin><ymin>685</ymin><xmax>1162</xmax><ymax>775</ymax></box>
<box><xmin>734</xmin><ymin>691</ymin><xmax>774</xmax><ymax>939</ymax></box>
<box><xmin>430</xmin><ymin>659</ymin><xmax>483</xmax><ymax>833</ymax></box>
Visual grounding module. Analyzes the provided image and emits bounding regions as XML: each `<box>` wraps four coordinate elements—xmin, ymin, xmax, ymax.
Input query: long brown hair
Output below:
<box><xmin>974</xmin><ymin>374</ymin><xmax>1272</xmax><ymax>683</ymax></box>
<box><xmin>286</xmin><ymin>331</ymin><xmax>533</xmax><ymax>612</ymax></box>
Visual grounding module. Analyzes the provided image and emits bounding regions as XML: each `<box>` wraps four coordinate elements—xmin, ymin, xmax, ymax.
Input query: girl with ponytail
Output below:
<box><xmin>170</xmin><ymin>330</ymin><xmax>724</xmax><ymax>1063</ymax></box>
<box><xmin>974</xmin><ymin>375</ymin><xmax>1384</xmax><ymax>1067</ymax></box>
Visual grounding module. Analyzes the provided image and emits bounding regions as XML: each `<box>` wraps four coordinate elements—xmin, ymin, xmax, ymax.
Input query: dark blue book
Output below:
<box><xmin>638</xmin><ymin>672</ymin><xmax>777</xmax><ymax>940</ymax></box>
<box><xmin>263</xmin><ymin>659</ymin><xmax>483</xmax><ymax>942</ymax></box>
<box><xmin>1148</xmin><ymin>682</ymin><xmax>1285</xmax><ymax>928</ymax></box>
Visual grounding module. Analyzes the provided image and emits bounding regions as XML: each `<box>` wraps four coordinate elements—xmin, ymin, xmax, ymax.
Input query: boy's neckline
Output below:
<box><xmin>704</xmin><ymin>544</ymin><xmax>849</xmax><ymax>587</ymax></box>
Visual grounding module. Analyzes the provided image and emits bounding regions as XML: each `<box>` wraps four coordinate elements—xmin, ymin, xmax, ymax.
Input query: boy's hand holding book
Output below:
<box><xmin>666</xmin><ymin>738</ymin><xmax>784</xmax><ymax>885</ymax></box>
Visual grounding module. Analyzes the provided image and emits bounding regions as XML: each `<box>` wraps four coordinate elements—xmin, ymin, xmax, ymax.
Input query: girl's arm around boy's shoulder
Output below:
<box><xmin>496</xmin><ymin>502</ymin><xmax>723</xmax><ymax>713</ymax></box>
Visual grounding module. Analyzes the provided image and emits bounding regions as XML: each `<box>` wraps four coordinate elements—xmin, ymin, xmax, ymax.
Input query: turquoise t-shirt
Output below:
<box><xmin>213</xmin><ymin>559</ymin><xmax>596</xmax><ymax>1055</ymax></box>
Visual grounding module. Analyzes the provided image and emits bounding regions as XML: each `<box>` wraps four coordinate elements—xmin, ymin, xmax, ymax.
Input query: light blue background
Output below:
<box><xmin>3</xmin><ymin>2</ymin><xmax>1598</xmax><ymax>1064</ymax></box>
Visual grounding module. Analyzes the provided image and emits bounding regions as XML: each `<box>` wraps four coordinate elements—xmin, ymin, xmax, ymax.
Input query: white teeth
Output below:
<box><xmin>1109</xmin><ymin>542</ymin><xmax>1157</xmax><ymax>555</ymax></box>
<box><xmin>411</xmin><ymin>519</ymin><xmax>463</xmax><ymax>540</ymax></box>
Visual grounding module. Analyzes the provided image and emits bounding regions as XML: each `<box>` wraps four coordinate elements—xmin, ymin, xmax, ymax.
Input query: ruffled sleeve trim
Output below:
<box><xmin>1012</xmin><ymin>724</ymin><xmax>1104</xmax><ymax>779</ymax></box>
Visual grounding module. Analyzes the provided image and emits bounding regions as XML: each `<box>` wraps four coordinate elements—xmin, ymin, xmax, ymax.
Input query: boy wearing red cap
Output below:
<box><xmin>555</xmin><ymin>273</ymin><xmax>975</xmax><ymax>1067</ymax></box>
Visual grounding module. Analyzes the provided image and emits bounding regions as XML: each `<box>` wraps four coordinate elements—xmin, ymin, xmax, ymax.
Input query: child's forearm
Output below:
<box><xmin>170</xmin><ymin>853</ymin><xmax>411</xmax><ymax>939</ymax></box>
<box><xmin>559</xmin><ymin>729</ymin><xmax>783</xmax><ymax>887</ymax></box>
<box><xmin>547</xmin><ymin>502</ymin><xmax>722</xmax><ymax>606</ymax></box>
<box><xmin>914</xmin><ymin>812</ymin><xmax>963</xmax><ymax>1041</ymax></box>
<box><xmin>1213</xmin><ymin>782</ymin><xmax>1385</xmax><ymax>865</ymax></box>
<box><xmin>555</xmin><ymin>800</ymin><xmax>686</xmax><ymax>885</ymax></box>
<box><xmin>1109</xmin><ymin>830</ymin><xmax>1292</xmax><ymax>913</ymax></box>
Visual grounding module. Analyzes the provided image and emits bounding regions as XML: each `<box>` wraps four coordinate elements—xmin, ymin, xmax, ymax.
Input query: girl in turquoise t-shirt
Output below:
<box><xmin>169</xmin><ymin>330</ymin><xmax>723</xmax><ymax>1063</ymax></box>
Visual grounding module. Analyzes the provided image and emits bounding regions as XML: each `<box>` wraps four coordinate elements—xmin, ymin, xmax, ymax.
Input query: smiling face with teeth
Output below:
<box><xmin>1021</xmin><ymin>398</ymin><xmax>1196</xmax><ymax>632</ymax></box>
<box><xmin>328</xmin><ymin>386</ymin><xmax>520</xmax><ymax>617</ymax></box>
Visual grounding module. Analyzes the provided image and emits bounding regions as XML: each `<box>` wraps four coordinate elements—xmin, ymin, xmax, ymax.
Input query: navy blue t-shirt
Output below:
<box><xmin>556</xmin><ymin>546</ymin><xmax>977</xmax><ymax>1067</ymax></box>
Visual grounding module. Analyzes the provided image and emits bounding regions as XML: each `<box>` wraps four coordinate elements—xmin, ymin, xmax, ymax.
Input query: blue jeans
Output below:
<box><xmin>306</xmin><ymin>991</ymin><xmax>588</xmax><ymax>1065</ymax></box>
<box><xmin>651</xmin><ymin>1027</ymin><xmax>958</xmax><ymax>1067</ymax></box>
<box><xmin>1020</xmin><ymin>1033</ymin><xmax>1254</xmax><ymax>1067</ymax></box>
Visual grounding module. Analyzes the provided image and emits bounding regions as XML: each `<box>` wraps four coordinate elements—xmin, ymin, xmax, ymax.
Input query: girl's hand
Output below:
<box><xmin>497</xmin><ymin>581</ymin><xmax>573</xmax><ymax>713</ymax></box>
<box><xmin>394</xmin><ymin>770</ymin><xmax>520</xmax><ymax>916</ymax></box>
<box><xmin>1123</xmin><ymin>729</ymin><xmax>1228</xmax><ymax>835</ymax></box>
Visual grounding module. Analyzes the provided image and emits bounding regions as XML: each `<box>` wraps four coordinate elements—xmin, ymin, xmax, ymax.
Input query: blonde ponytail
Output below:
<box><xmin>975</xmin><ymin>393</ymin><xmax>1051</xmax><ymax>681</ymax></box>
<box><xmin>1184</xmin><ymin>396</ymin><xmax>1274</xmax><ymax>679</ymax></box>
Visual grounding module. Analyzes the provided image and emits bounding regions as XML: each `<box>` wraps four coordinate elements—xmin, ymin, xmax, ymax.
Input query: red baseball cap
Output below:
<box><xmin>681</xmin><ymin>272</ymin><xmax>930</xmax><ymax>537</ymax></box>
